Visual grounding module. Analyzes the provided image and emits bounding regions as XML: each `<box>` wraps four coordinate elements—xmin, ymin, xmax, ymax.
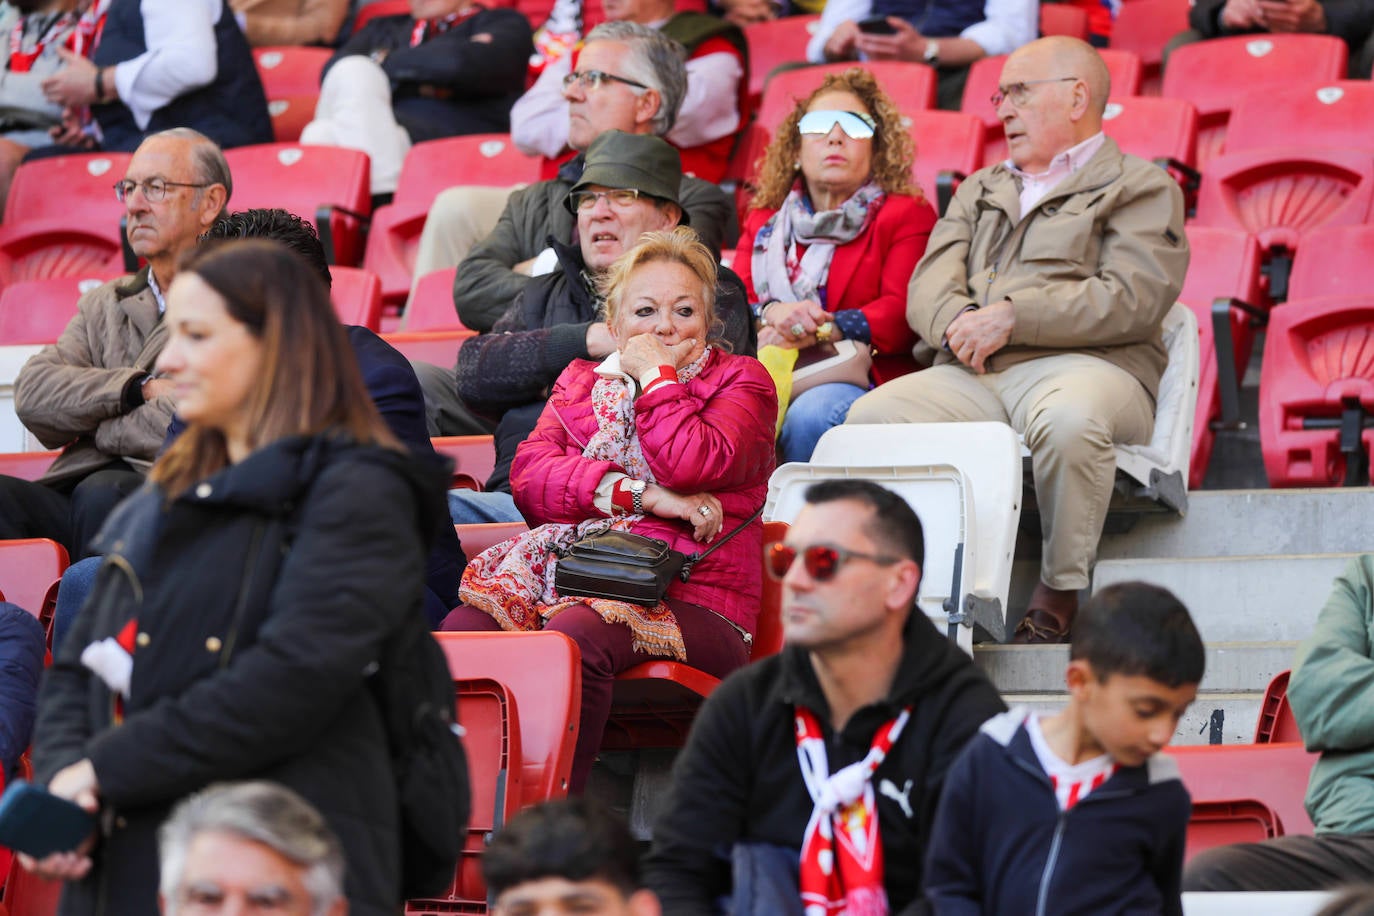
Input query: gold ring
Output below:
<box><xmin>815</xmin><ymin>321</ymin><xmax>835</xmax><ymax>344</ymax></box>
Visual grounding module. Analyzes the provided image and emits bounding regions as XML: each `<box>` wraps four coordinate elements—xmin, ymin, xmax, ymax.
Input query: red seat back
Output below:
<box><xmin>0</xmin><ymin>539</ymin><xmax>69</xmax><ymax>642</ymax></box>
<box><xmin>381</xmin><ymin>329</ymin><xmax>476</xmax><ymax>367</ymax></box>
<box><xmin>6</xmin><ymin>153</ymin><xmax>131</xmax><ymax>226</ymax></box>
<box><xmin>759</xmin><ymin>62</ymin><xmax>936</xmax><ymax>134</ymax></box>
<box><xmin>0</xmin><ymin>276</ymin><xmax>109</xmax><ymax>345</ymax></box>
<box><xmin>432</xmin><ymin>436</ymin><xmax>496</xmax><ymax>491</ymax></box>
<box><xmin>1180</xmin><ymin>226</ymin><xmax>1264</xmax><ymax>485</ymax></box>
<box><xmin>1110</xmin><ymin>0</ymin><xmax>1188</xmax><ymax>94</ymax></box>
<box><xmin>1186</xmin><ymin>799</ymin><xmax>1284</xmax><ymax>862</ymax></box>
<box><xmin>1101</xmin><ymin>95</ymin><xmax>1197</xmax><ymax>169</ymax></box>
<box><xmin>1038</xmin><ymin>3</ymin><xmax>1089</xmax><ymax>40</ymax></box>
<box><xmin>252</xmin><ymin>46</ymin><xmax>330</xmax><ymax>144</ymax></box>
<box><xmin>1289</xmin><ymin>224</ymin><xmax>1374</xmax><ymax>303</ymax></box>
<box><xmin>352</xmin><ymin>0</ymin><xmax>408</xmax><ymax>34</ymax></box>
<box><xmin>1161</xmin><ymin>34</ymin><xmax>1348</xmax><ymax>166</ymax></box>
<box><xmin>1254</xmin><ymin>670</ymin><xmax>1302</xmax><ymax>744</ymax></box>
<box><xmin>329</xmin><ymin>266</ymin><xmax>383</xmax><ymax>332</ymax></box>
<box><xmin>753</xmin><ymin>519</ymin><xmax>787</xmax><ymax>660</ymax></box>
<box><xmin>1227</xmin><ymin>80</ymin><xmax>1374</xmax><ymax>155</ymax></box>
<box><xmin>403</xmin><ymin>269</ymin><xmax>466</xmax><ymax>332</ymax></box>
<box><xmin>0</xmin><ymin>854</ymin><xmax>63</xmax><ymax>916</ymax></box>
<box><xmin>1170</xmin><ymin>742</ymin><xmax>1316</xmax><ymax>837</ymax></box>
<box><xmin>906</xmin><ymin>109</ymin><xmax>983</xmax><ymax>212</ymax></box>
<box><xmin>223</xmin><ymin>144</ymin><xmax>372</xmax><ymax>267</ymax></box>
<box><xmin>455</xmin><ymin>522</ymin><xmax>530</xmax><ymax>558</ymax></box>
<box><xmin>1193</xmin><ymin>147</ymin><xmax>1374</xmax><ymax>254</ymax></box>
<box><xmin>0</xmin><ymin>452</ymin><xmax>57</xmax><ymax>482</ymax></box>
<box><xmin>742</xmin><ymin>16</ymin><xmax>819</xmax><ymax>110</ymax></box>
<box><xmin>1259</xmin><ymin>295</ymin><xmax>1374</xmax><ymax>487</ymax></box>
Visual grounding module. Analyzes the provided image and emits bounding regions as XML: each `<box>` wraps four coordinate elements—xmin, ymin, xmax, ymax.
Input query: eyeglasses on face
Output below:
<box><xmin>114</xmin><ymin>178</ymin><xmax>211</xmax><ymax>203</ymax></box>
<box><xmin>989</xmin><ymin>76</ymin><xmax>1078</xmax><ymax>109</ymax></box>
<box><xmin>570</xmin><ymin>187</ymin><xmax>643</xmax><ymax>212</ymax></box>
<box><xmin>561</xmin><ymin>69</ymin><xmax>648</xmax><ymax>93</ymax></box>
<box><xmin>765</xmin><ymin>541</ymin><xmax>900</xmax><ymax>582</ymax></box>
<box><xmin>797</xmin><ymin>109</ymin><xmax>877</xmax><ymax>140</ymax></box>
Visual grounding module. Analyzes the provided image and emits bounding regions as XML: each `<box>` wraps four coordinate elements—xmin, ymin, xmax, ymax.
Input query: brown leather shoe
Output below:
<box><xmin>1011</xmin><ymin>607</ymin><xmax>1074</xmax><ymax>644</ymax></box>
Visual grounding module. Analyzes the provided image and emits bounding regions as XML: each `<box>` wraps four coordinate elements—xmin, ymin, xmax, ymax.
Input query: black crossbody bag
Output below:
<box><xmin>555</xmin><ymin>505</ymin><xmax>765</xmax><ymax>606</ymax></box>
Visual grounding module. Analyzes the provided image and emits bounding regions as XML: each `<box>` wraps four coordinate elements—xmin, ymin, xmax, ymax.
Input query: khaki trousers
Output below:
<box><xmin>410</xmin><ymin>184</ymin><xmax>516</xmax><ymax>285</ymax></box>
<box><xmin>846</xmin><ymin>353</ymin><xmax>1156</xmax><ymax>590</ymax></box>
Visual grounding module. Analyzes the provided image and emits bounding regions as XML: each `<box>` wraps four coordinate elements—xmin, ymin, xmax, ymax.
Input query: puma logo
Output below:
<box><xmin>879</xmin><ymin>778</ymin><xmax>914</xmax><ymax>818</ymax></box>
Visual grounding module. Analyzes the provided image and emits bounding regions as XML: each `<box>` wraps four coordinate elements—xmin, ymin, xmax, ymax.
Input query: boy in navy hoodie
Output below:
<box><xmin>924</xmin><ymin>582</ymin><xmax>1206</xmax><ymax>915</ymax></box>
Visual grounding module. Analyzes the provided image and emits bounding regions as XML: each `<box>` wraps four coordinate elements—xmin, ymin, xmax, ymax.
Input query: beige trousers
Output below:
<box><xmin>410</xmin><ymin>184</ymin><xmax>517</xmax><ymax>283</ymax></box>
<box><xmin>300</xmin><ymin>56</ymin><xmax>411</xmax><ymax>195</ymax></box>
<box><xmin>846</xmin><ymin>353</ymin><xmax>1156</xmax><ymax>590</ymax></box>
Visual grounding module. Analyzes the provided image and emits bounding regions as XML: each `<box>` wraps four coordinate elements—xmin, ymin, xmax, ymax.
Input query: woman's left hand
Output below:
<box><xmin>619</xmin><ymin>333</ymin><xmax>701</xmax><ymax>378</ymax></box>
<box><xmin>643</xmin><ymin>485</ymin><xmax>724</xmax><ymax>542</ymax></box>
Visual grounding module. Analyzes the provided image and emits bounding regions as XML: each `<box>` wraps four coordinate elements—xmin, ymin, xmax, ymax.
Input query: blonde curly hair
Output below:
<box><xmin>750</xmin><ymin>67</ymin><xmax>921</xmax><ymax>212</ymax></box>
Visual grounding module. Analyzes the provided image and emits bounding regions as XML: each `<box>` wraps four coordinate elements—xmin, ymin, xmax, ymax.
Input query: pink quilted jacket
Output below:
<box><xmin>511</xmin><ymin>349</ymin><xmax>778</xmax><ymax>634</ymax></box>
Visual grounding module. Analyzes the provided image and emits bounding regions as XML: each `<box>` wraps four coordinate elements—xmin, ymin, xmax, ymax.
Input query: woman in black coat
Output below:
<box><xmin>26</xmin><ymin>239</ymin><xmax>450</xmax><ymax>916</ymax></box>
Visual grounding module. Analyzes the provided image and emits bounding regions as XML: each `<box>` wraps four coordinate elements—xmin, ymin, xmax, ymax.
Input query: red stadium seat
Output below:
<box><xmin>1192</xmin><ymin>147</ymin><xmax>1374</xmax><ymax>303</ymax></box>
<box><xmin>1161</xmin><ymin>34</ymin><xmax>1348</xmax><ymax>166</ymax></box>
<box><xmin>1226</xmin><ymin>80</ymin><xmax>1374</xmax><ymax>155</ymax></box>
<box><xmin>906</xmin><ymin>109</ymin><xmax>983</xmax><ymax>216</ymax></box>
<box><xmin>0</xmin><ymin>852</ymin><xmax>63</xmax><ymax>916</ymax></box>
<box><xmin>352</xmin><ymin>0</ymin><xmax>408</xmax><ymax>34</ymax></box>
<box><xmin>1178</xmin><ymin>227</ymin><xmax>1264</xmax><ymax>485</ymax></box>
<box><xmin>742</xmin><ymin>16</ymin><xmax>820</xmax><ymax>111</ymax></box>
<box><xmin>1254</xmin><ymin>670</ymin><xmax>1302</xmax><ymax>744</ymax></box>
<box><xmin>410</xmin><ymin>630</ymin><xmax>579</xmax><ymax>914</ymax></box>
<box><xmin>0</xmin><ymin>452</ymin><xmax>57</xmax><ymax>482</ymax></box>
<box><xmin>1110</xmin><ymin>0</ymin><xmax>1188</xmax><ymax>95</ymax></box>
<box><xmin>1186</xmin><ymin>799</ymin><xmax>1284</xmax><ymax>863</ymax></box>
<box><xmin>366</xmin><ymin>135</ymin><xmax>540</xmax><ymax>309</ymax></box>
<box><xmin>1100</xmin><ymin>96</ymin><xmax>1198</xmax><ymax>202</ymax></box>
<box><xmin>601</xmin><ymin>520</ymin><xmax>787</xmax><ymax>750</ymax></box>
<box><xmin>1039</xmin><ymin>3</ymin><xmax>1090</xmax><ymax>40</ymax></box>
<box><xmin>0</xmin><ymin>153</ymin><xmax>133</xmax><ymax>288</ymax></box>
<box><xmin>432</xmin><ymin>435</ymin><xmax>497</xmax><ymax>490</ymax></box>
<box><xmin>403</xmin><ymin>269</ymin><xmax>466</xmax><ymax>332</ymax></box>
<box><xmin>1171</xmin><ymin>742</ymin><xmax>1316</xmax><ymax>837</ymax></box>
<box><xmin>455</xmin><ymin>522</ymin><xmax>530</xmax><ymax>556</ymax></box>
<box><xmin>0</xmin><ymin>275</ymin><xmax>111</xmax><ymax>345</ymax></box>
<box><xmin>381</xmin><ymin>329</ymin><xmax>476</xmax><ymax>367</ymax></box>
<box><xmin>0</xmin><ymin>539</ymin><xmax>69</xmax><ymax>642</ymax></box>
<box><xmin>1260</xmin><ymin>296</ymin><xmax>1374</xmax><ymax>487</ymax></box>
<box><xmin>252</xmin><ymin>46</ymin><xmax>330</xmax><ymax>143</ymax></box>
<box><xmin>961</xmin><ymin>50</ymin><xmax>1143</xmax><ymax>165</ymax></box>
<box><xmin>329</xmin><ymin>266</ymin><xmax>383</xmax><ymax>331</ymax></box>
<box><xmin>223</xmin><ymin>144</ymin><xmax>371</xmax><ymax>267</ymax></box>
<box><xmin>1289</xmin><ymin>225</ymin><xmax>1374</xmax><ymax>303</ymax></box>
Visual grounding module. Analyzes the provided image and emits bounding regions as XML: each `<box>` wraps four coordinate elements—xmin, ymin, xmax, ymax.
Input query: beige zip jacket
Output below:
<box><xmin>15</xmin><ymin>269</ymin><xmax>172</xmax><ymax>486</ymax></box>
<box><xmin>907</xmin><ymin>136</ymin><xmax>1189</xmax><ymax>402</ymax></box>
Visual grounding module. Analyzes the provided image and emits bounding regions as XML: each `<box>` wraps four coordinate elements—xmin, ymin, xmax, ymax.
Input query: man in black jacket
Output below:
<box><xmin>446</xmin><ymin>130</ymin><xmax>754</xmax><ymax>524</ymax></box>
<box><xmin>644</xmin><ymin>479</ymin><xmax>1005</xmax><ymax>916</ymax></box>
<box><xmin>301</xmin><ymin>0</ymin><xmax>533</xmax><ymax>193</ymax></box>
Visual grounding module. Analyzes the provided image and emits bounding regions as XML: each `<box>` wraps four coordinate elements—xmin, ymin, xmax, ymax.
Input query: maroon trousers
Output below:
<box><xmin>440</xmin><ymin>599</ymin><xmax>750</xmax><ymax>792</ymax></box>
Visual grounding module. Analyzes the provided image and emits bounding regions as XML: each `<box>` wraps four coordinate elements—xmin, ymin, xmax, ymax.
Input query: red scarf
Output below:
<box><xmin>6</xmin><ymin>10</ymin><xmax>73</xmax><ymax>73</ymax></box>
<box><xmin>70</xmin><ymin>0</ymin><xmax>109</xmax><ymax>58</ymax></box>
<box><xmin>794</xmin><ymin>705</ymin><xmax>911</xmax><ymax>916</ymax></box>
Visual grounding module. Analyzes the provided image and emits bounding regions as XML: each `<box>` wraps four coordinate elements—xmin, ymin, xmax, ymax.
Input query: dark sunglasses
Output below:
<box><xmin>765</xmin><ymin>541</ymin><xmax>900</xmax><ymax>582</ymax></box>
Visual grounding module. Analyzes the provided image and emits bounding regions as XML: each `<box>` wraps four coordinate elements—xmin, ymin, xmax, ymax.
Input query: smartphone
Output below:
<box><xmin>857</xmin><ymin>15</ymin><xmax>898</xmax><ymax>34</ymax></box>
<box><xmin>0</xmin><ymin>780</ymin><xmax>96</xmax><ymax>858</ymax></box>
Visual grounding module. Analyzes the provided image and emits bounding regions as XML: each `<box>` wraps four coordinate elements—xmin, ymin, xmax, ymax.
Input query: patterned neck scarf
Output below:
<box><xmin>794</xmin><ymin>704</ymin><xmax>911</xmax><ymax>916</ymax></box>
<box><xmin>751</xmin><ymin>179</ymin><xmax>885</xmax><ymax>304</ymax></box>
<box><xmin>586</xmin><ymin>347</ymin><xmax>712</xmax><ymax>482</ymax></box>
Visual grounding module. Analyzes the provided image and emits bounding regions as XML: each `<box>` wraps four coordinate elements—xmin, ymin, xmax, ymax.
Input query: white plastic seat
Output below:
<box><xmin>765</xmin><ymin>461</ymin><xmax>977</xmax><ymax>654</ymax></box>
<box><xmin>808</xmin><ymin>422</ymin><xmax>1022</xmax><ymax>643</ymax></box>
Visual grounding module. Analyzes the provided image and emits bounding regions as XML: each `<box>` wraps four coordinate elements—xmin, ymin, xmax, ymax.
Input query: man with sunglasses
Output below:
<box><xmin>647</xmin><ymin>479</ymin><xmax>1005</xmax><ymax>915</ymax></box>
<box><xmin>0</xmin><ymin>127</ymin><xmax>228</xmax><ymax>558</ymax></box>
<box><xmin>848</xmin><ymin>36</ymin><xmax>1189</xmax><ymax>645</ymax></box>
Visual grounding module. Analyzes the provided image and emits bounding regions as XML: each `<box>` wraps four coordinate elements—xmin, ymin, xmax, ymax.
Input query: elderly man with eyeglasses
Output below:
<box><xmin>444</xmin><ymin>129</ymin><xmax>754</xmax><ymax>526</ymax></box>
<box><xmin>408</xmin><ymin>21</ymin><xmax>733</xmax><ymax>438</ymax></box>
<box><xmin>0</xmin><ymin>127</ymin><xmax>228</xmax><ymax>559</ymax></box>
<box><xmin>848</xmin><ymin>36</ymin><xmax>1190</xmax><ymax>645</ymax></box>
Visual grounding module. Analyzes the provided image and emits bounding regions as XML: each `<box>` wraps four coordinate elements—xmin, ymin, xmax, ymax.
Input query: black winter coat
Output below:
<box><xmin>32</xmin><ymin>433</ymin><xmax>449</xmax><ymax>916</ymax></box>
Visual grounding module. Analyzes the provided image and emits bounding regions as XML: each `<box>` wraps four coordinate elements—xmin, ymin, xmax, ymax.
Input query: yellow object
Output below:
<box><xmin>758</xmin><ymin>344</ymin><xmax>798</xmax><ymax>438</ymax></box>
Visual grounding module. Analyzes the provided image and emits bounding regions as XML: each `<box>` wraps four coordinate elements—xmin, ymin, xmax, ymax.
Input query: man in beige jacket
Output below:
<box><xmin>0</xmin><ymin>127</ymin><xmax>228</xmax><ymax>558</ymax></box>
<box><xmin>847</xmin><ymin>37</ymin><xmax>1189</xmax><ymax>643</ymax></box>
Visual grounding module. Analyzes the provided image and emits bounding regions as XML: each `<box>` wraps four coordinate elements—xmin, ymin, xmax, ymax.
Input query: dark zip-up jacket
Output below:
<box><xmin>644</xmin><ymin>611</ymin><xmax>1006</xmax><ymax>915</ymax></box>
<box><xmin>924</xmin><ymin>708</ymin><xmax>1190</xmax><ymax>916</ymax></box>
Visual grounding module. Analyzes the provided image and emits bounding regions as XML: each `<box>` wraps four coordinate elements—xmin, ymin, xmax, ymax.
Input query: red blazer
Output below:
<box><xmin>511</xmin><ymin>349</ymin><xmax>777</xmax><ymax>633</ymax></box>
<box><xmin>734</xmin><ymin>192</ymin><xmax>937</xmax><ymax>384</ymax></box>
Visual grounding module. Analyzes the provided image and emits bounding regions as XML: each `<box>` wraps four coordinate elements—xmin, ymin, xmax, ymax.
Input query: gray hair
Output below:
<box><xmin>158</xmin><ymin>781</ymin><xmax>345</xmax><ymax>916</ymax></box>
<box><xmin>146</xmin><ymin>126</ymin><xmax>233</xmax><ymax>206</ymax></box>
<box><xmin>584</xmin><ymin>21</ymin><xmax>687</xmax><ymax>137</ymax></box>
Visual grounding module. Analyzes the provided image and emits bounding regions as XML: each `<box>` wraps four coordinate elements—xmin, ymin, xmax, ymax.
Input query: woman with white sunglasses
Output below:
<box><xmin>735</xmin><ymin>67</ymin><xmax>936</xmax><ymax>462</ymax></box>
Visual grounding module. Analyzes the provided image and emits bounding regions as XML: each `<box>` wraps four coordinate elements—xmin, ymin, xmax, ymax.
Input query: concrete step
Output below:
<box><xmin>1092</xmin><ymin>552</ymin><xmax>1358</xmax><ymax>642</ymax></box>
<box><xmin>1000</xmin><ymin>693</ymin><xmax>1262</xmax><ymax>747</ymax></box>
<box><xmin>1095</xmin><ymin>489</ymin><xmax>1374</xmax><ymax>561</ymax></box>
<box><xmin>976</xmin><ymin>642</ymin><xmax>1296</xmax><ymax>694</ymax></box>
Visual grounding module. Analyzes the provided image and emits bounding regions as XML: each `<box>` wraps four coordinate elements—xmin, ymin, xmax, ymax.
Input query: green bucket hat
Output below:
<box><xmin>565</xmin><ymin>130</ymin><xmax>688</xmax><ymax>223</ymax></box>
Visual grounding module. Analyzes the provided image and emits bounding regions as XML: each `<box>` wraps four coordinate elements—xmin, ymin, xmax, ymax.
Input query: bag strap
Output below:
<box><xmin>679</xmin><ymin>503</ymin><xmax>765</xmax><ymax>582</ymax></box>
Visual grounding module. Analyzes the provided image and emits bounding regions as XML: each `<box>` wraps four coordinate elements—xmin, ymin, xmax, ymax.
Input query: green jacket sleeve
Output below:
<box><xmin>1288</xmin><ymin>555</ymin><xmax>1374</xmax><ymax>752</ymax></box>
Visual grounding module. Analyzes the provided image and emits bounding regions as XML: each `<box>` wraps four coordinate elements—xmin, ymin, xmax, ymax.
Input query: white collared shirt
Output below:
<box><xmin>1006</xmin><ymin>131</ymin><xmax>1106</xmax><ymax>215</ymax></box>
